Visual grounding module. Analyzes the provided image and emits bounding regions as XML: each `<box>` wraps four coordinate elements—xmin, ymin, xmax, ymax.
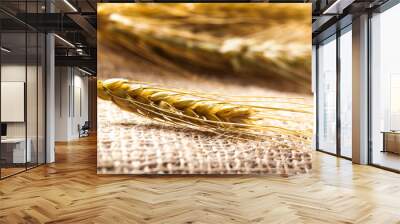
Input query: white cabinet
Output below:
<box><xmin>1</xmin><ymin>138</ymin><xmax>32</xmax><ymax>163</ymax></box>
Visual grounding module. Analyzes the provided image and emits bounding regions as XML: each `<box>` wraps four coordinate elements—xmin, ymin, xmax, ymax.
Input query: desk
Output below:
<box><xmin>382</xmin><ymin>131</ymin><xmax>400</xmax><ymax>154</ymax></box>
<box><xmin>1</xmin><ymin>138</ymin><xmax>31</xmax><ymax>163</ymax></box>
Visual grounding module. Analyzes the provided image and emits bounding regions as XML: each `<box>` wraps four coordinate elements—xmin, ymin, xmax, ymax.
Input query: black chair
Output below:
<box><xmin>79</xmin><ymin>121</ymin><xmax>90</xmax><ymax>138</ymax></box>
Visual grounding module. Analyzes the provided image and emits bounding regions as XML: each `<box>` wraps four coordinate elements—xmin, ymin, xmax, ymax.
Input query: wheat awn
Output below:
<box><xmin>98</xmin><ymin>78</ymin><xmax>312</xmax><ymax>141</ymax></box>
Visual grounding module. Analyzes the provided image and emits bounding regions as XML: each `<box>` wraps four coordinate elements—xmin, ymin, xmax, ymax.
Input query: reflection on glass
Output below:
<box><xmin>27</xmin><ymin>31</ymin><xmax>38</xmax><ymax>169</ymax></box>
<box><xmin>340</xmin><ymin>27</ymin><xmax>352</xmax><ymax>158</ymax></box>
<box><xmin>1</xmin><ymin>31</ymin><xmax>27</xmax><ymax>177</ymax></box>
<box><xmin>371</xmin><ymin>4</ymin><xmax>400</xmax><ymax>171</ymax></box>
<box><xmin>0</xmin><ymin>1</ymin><xmax>47</xmax><ymax>179</ymax></box>
<box><xmin>318</xmin><ymin>36</ymin><xmax>337</xmax><ymax>154</ymax></box>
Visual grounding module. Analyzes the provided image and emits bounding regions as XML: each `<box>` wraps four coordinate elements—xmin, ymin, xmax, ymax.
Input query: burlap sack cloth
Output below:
<box><xmin>97</xmin><ymin>44</ymin><xmax>313</xmax><ymax>176</ymax></box>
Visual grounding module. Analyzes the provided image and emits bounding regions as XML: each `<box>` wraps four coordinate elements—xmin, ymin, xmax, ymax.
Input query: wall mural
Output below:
<box><xmin>97</xmin><ymin>3</ymin><xmax>313</xmax><ymax>176</ymax></box>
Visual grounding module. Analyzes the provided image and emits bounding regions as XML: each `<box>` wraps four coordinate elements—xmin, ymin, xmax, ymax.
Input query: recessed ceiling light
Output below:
<box><xmin>54</xmin><ymin>34</ymin><xmax>75</xmax><ymax>48</ymax></box>
<box><xmin>323</xmin><ymin>0</ymin><xmax>355</xmax><ymax>15</ymax></box>
<box><xmin>63</xmin><ymin>0</ymin><xmax>78</xmax><ymax>12</ymax></box>
<box><xmin>1</xmin><ymin>47</ymin><xmax>11</xmax><ymax>53</ymax></box>
<box><xmin>78</xmin><ymin>67</ymin><xmax>93</xmax><ymax>76</ymax></box>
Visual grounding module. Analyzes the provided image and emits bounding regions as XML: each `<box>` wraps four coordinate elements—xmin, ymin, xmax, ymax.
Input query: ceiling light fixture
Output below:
<box><xmin>78</xmin><ymin>67</ymin><xmax>93</xmax><ymax>76</ymax></box>
<box><xmin>63</xmin><ymin>0</ymin><xmax>78</xmax><ymax>12</ymax></box>
<box><xmin>54</xmin><ymin>34</ymin><xmax>75</xmax><ymax>48</ymax></box>
<box><xmin>1</xmin><ymin>47</ymin><xmax>11</xmax><ymax>53</ymax></box>
<box><xmin>323</xmin><ymin>0</ymin><xmax>355</xmax><ymax>15</ymax></box>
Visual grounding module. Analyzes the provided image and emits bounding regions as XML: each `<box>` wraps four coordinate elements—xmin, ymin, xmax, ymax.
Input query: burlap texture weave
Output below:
<box><xmin>97</xmin><ymin>44</ymin><xmax>313</xmax><ymax>176</ymax></box>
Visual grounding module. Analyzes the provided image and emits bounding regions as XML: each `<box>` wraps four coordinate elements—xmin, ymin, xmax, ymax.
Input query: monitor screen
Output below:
<box><xmin>1</xmin><ymin>123</ymin><xmax>7</xmax><ymax>137</ymax></box>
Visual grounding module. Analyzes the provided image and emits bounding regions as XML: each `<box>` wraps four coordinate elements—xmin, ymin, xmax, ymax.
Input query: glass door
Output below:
<box><xmin>317</xmin><ymin>35</ymin><xmax>337</xmax><ymax>154</ymax></box>
<box><xmin>339</xmin><ymin>26</ymin><xmax>352</xmax><ymax>158</ymax></box>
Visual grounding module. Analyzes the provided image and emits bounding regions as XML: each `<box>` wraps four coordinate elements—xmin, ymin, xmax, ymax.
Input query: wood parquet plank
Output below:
<box><xmin>1</xmin><ymin>135</ymin><xmax>400</xmax><ymax>224</ymax></box>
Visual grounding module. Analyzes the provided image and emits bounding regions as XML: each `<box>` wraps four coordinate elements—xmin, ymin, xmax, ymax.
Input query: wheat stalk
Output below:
<box><xmin>98</xmin><ymin>4</ymin><xmax>312</xmax><ymax>89</ymax></box>
<box><xmin>98</xmin><ymin>78</ymin><xmax>312</xmax><ymax>141</ymax></box>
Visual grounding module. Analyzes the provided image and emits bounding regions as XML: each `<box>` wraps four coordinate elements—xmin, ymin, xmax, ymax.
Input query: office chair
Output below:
<box><xmin>79</xmin><ymin>121</ymin><xmax>90</xmax><ymax>138</ymax></box>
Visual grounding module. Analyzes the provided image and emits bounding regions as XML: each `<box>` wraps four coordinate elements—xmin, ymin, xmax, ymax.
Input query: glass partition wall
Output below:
<box><xmin>339</xmin><ymin>26</ymin><xmax>352</xmax><ymax>159</ymax></box>
<box><xmin>370</xmin><ymin>3</ymin><xmax>400</xmax><ymax>171</ymax></box>
<box><xmin>0</xmin><ymin>30</ymin><xmax>27</xmax><ymax>177</ymax></box>
<box><xmin>317</xmin><ymin>35</ymin><xmax>337</xmax><ymax>154</ymax></box>
<box><xmin>315</xmin><ymin>0</ymin><xmax>400</xmax><ymax>172</ymax></box>
<box><xmin>0</xmin><ymin>3</ymin><xmax>46</xmax><ymax>179</ymax></box>
<box><xmin>316</xmin><ymin>25</ymin><xmax>352</xmax><ymax>159</ymax></box>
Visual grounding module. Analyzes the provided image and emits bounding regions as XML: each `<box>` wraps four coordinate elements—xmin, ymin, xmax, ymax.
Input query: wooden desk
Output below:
<box><xmin>382</xmin><ymin>131</ymin><xmax>400</xmax><ymax>154</ymax></box>
<box><xmin>1</xmin><ymin>138</ymin><xmax>31</xmax><ymax>163</ymax></box>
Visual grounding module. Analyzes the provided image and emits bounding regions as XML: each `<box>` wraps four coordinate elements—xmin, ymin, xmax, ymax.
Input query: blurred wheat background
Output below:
<box><xmin>97</xmin><ymin>3</ymin><xmax>313</xmax><ymax>175</ymax></box>
<box><xmin>98</xmin><ymin>3</ymin><xmax>311</xmax><ymax>92</ymax></box>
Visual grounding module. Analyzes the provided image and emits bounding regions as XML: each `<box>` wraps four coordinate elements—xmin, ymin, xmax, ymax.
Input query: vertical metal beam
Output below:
<box><xmin>46</xmin><ymin>0</ymin><xmax>55</xmax><ymax>163</ymax></box>
<box><xmin>352</xmin><ymin>14</ymin><xmax>369</xmax><ymax>164</ymax></box>
<box><xmin>367</xmin><ymin>11</ymin><xmax>373</xmax><ymax>165</ymax></box>
<box><xmin>315</xmin><ymin>44</ymin><xmax>320</xmax><ymax>151</ymax></box>
<box><xmin>336</xmin><ymin>27</ymin><xmax>341</xmax><ymax>157</ymax></box>
<box><xmin>312</xmin><ymin>44</ymin><xmax>318</xmax><ymax>150</ymax></box>
<box><xmin>36</xmin><ymin>0</ymin><xmax>39</xmax><ymax>166</ymax></box>
<box><xmin>25</xmin><ymin>1</ymin><xmax>28</xmax><ymax>171</ymax></box>
<box><xmin>46</xmin><ymin>33</ymin><xmax>55</xmax><ymax>163</ymax></box>
<box><xmin>0</xmin><ymin>22</ymin><xmax>2</xmax><ymax>179</ymax></box>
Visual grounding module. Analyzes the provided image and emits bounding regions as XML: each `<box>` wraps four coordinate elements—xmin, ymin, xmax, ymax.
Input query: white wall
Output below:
<box><xmin>1</xmin><ymin>65</ymin><xmax>29</xmax><ymax>138</ymax></box>
<box><xmin>55</xmin><ymin>66</ymin><xmax>70</xmax><ymax>141</ymax></box>
<box><xmin>55</xmin><ymin>67</ymin><xmax>89</xmax><ymax>141</ymax></box>
<box><xmin>71</xmin><ymin>73</ymin><xmax>89</xmax><ymax>138</ymax></box>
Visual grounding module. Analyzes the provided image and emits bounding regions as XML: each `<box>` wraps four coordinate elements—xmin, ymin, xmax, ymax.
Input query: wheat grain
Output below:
<box><xmin>98</xmin><ymin>78</ymin><xmax>312</xmax><ymax>140</ymax></box>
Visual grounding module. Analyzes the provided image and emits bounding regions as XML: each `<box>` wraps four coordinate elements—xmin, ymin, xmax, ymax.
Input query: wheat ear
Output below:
<box><xmin>98</xmin><ymin>78</ymin><xmax>312</xmax><ymax>139</ymax></box>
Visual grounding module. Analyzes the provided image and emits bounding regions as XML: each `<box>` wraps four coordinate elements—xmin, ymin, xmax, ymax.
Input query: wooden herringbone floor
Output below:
<box><xmin>1</xmin><ymin>136</ymin><xmax>400</xmax><ymax>224</ymax></box>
